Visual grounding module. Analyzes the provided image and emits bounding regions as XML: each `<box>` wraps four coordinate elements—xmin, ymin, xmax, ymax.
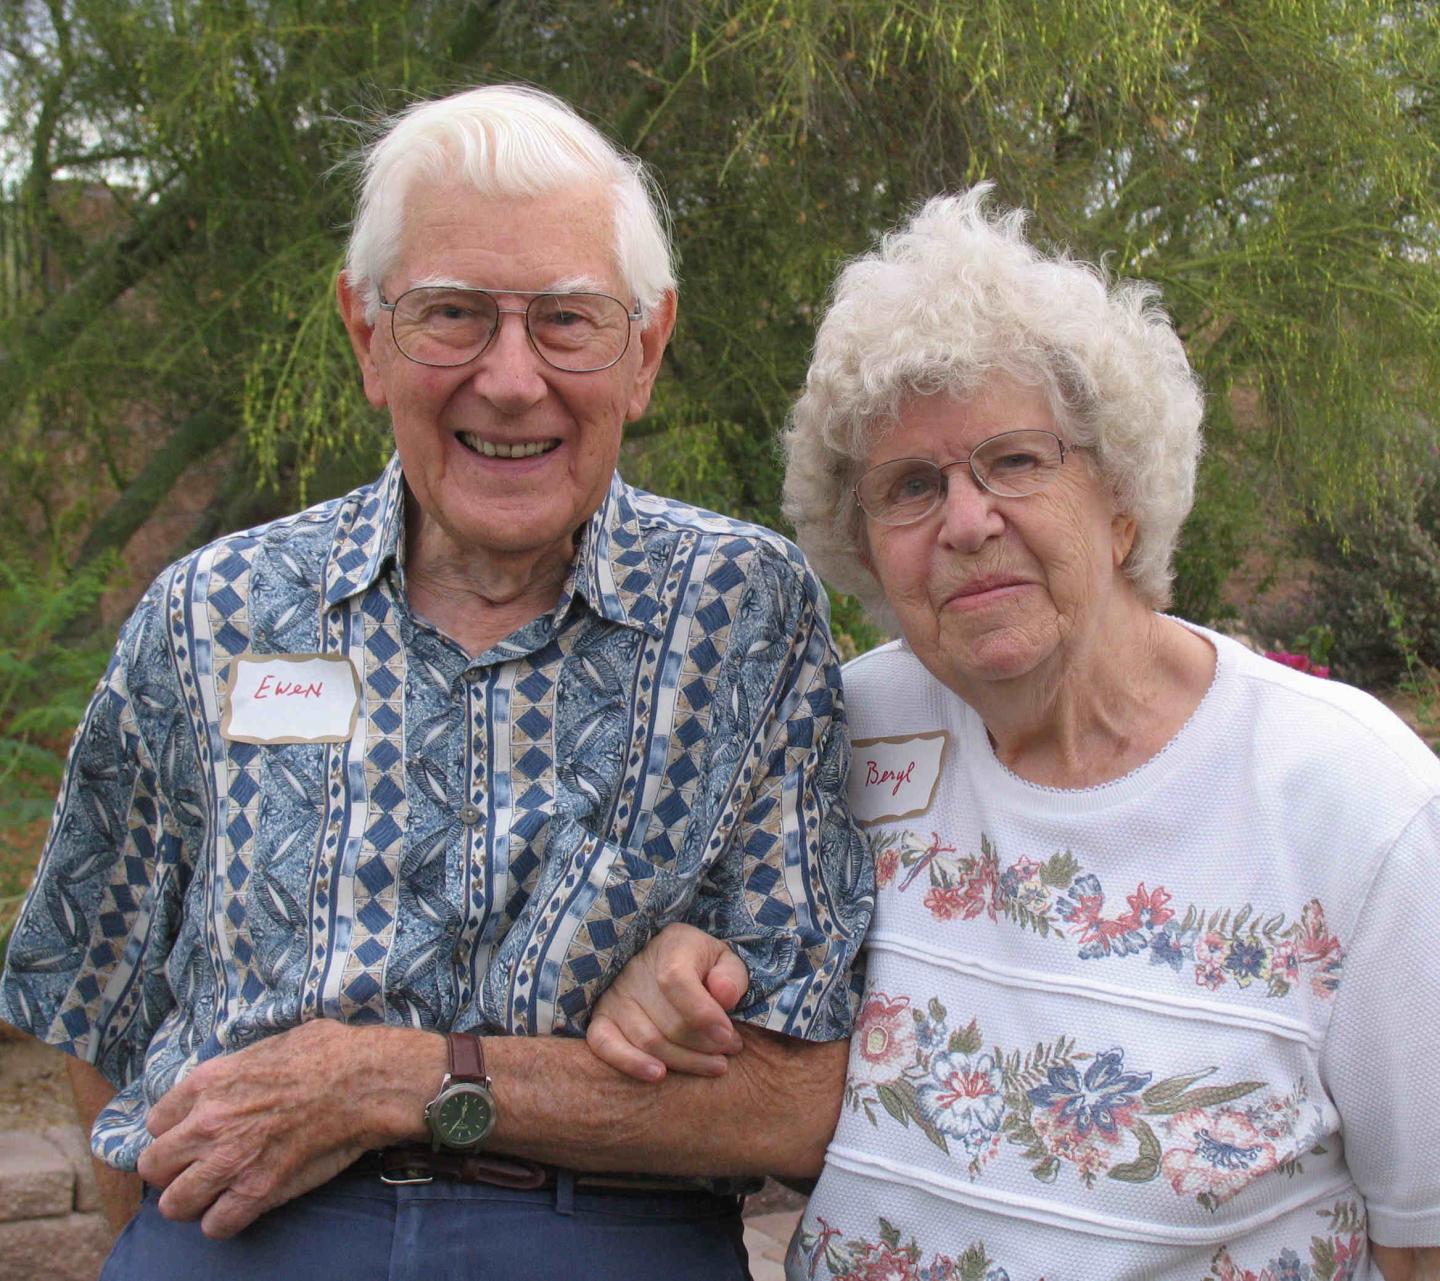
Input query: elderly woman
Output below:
<box><xmin>587</xmin><ymin>187</ymin><xmax>1440</xmax><ymax>1279</ymax></box>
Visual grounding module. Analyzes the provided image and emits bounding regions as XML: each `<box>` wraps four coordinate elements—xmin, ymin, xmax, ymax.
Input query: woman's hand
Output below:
<box><xmin>586</xmin><ymin>923</ymin><xmax>750</xmax><ymax>1081</ymax></box>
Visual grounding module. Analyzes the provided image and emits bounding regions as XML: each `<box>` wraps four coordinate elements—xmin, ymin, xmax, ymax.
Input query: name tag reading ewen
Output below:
<box><xmin>222</xmin><ymin>654</ymin><xmax>360</xmax><ymax>745</ymax></box>
<box><xmin>848</xmin><ymin>731</ymin><xmax>949</xmax><ymax>825</ymax></box>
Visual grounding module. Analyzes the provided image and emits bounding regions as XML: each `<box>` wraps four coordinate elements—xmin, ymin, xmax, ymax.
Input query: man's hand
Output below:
<box><xmin>138</xmin><ymin>1019</ymin><xmax>442</xmax><ymax>1240</ymax></box>
<box><xmin>1373</xmin><ymin>1245</ymin><xmax>1440</xmax><ymax>1281</ymax></box>
<box><xmin>586</xmin><ymin>923</ymin><xmax>751</xmax><ymax>1081</ymax></box>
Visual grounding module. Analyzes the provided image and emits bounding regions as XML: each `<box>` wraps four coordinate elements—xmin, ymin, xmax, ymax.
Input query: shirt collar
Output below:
<box><xmin>323</xmin><ymin>457</ymin><xmax>665</xmax><ymax>639</ymax></box>
<box><xmin>567</xmin><ymin>470</ymin><xmax>666</xmax><ymax>638</ymax></box>
<box><xmin>322</xmin><ymin>453</ymin><xmax>406</xmax><ymax>607</ymax></box>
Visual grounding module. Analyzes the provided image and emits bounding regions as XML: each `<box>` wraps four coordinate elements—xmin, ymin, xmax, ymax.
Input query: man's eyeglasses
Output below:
<box><xmin>377</xmin><ymin>286</ymin><xmax>643</xmax><ymax>373</ymax></box>
<box><xmin>854</xmin><ymin>430</ymin><xmax>1086</xmax><ymax>526</ymax></box>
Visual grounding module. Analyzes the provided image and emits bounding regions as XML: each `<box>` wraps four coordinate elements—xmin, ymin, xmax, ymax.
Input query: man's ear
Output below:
<box><xmin>336</xmin><ymin>273</ymin><xmax>389</xmax><ymax>409</ymax></box>
<box><xmin>624</xmin><ymin>290</ymin><xmax>677</xmax><ymax>423</ymax></box>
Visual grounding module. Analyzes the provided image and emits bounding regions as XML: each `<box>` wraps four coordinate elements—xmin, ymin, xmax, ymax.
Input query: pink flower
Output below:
<box><xmin>1066</xmin><ymin>891</ymin><xmax>1131</xmax><ymax>948</ymax></box>
<box><xmin>1264</xmin><ymin>939</ymin><xmax>1301</xmax><ymax>987</ymax></box>
<box><xmin>852</xmin><ymin>992</ymin><xmax>917</xmax><ymax>1083</ymax></box>
<box><xmin>1195</xmin><ymin>960</ymin><xmax>1227</xmax><ymax>990</ymax></box>
<box><xmin>875</xmin><ymin>848</ymin><xmax>901</xmax><ymax>887</ymax></box>
<box><xmin>1263</xmin><ymin>650</ymin><xmax>1331</xmax><ymax>678</ymax></box>
<box><xmin>1210</xmin><ymin>1251</ymin><xmax>1260</xmax><ymax>1281</ymax></box>
<box><xmin>1296</xmin><ymin>899</ymin><xmax>1344</xmax><ymax>996</ymax></box>
<box><xmin>1029</xmin><ymin>1104</ymin><xmax>1118</xmax><ymax>1177</ymax></box>
<box><xmin>1162</xmin><ymin>1108</ymin><xmax>1278</xmax><ymax>1203</ymax></box>
<box><xmin>1332</xmin><ymin>1233</ymin><xmax>1364</xmax><ymax>1280</ymax></box>
<box><xmin>1116</xmin><ymin>882</ymin><xmax>1174</xmax><ymax>931</ymax></box>
<box><xmin>1247</xmin><ymin>1090</ymin><xmax>1302</xmax><ymax>1141</ymax></box>
<box><xmin>924</xmin><ymin>886</ymin><xmax>967</xmax><ymax>920</ymax></box>
<box><xmin>1195</xmin><ymin>930</ymin><xmax>1230</xmax><ymax>965</ymax></box>
<box><xmin>852</xmin><ymin>1243</ymin><xmax>920</xmax><ymax>1281</ymax></box>
<box><xmin>957</xmin><ymin>871</ymin><xmax>997</xmax><ymax>921</ymax></box>
<box><xmin>1297</xmin><ymin>900</ymin><xmax>1340</xmax><ymax>963</ymax></box>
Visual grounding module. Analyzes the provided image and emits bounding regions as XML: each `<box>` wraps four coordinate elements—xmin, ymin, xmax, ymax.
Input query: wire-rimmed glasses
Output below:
<box><xmin>854</xmin><ymin>430</ymin><xmax>1085</xmax><ymax>526</ymax></box>
<box><xmin>377</xmin><ymin>286</ymin><xmax>643</xmax><ymax>373</ymax></box>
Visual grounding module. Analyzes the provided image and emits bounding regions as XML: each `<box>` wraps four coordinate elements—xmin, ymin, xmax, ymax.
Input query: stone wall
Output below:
<box><xmin>0</xmin><ymin>1128</ymin><xmax>110</xmax><ymax>1281</ymax></box>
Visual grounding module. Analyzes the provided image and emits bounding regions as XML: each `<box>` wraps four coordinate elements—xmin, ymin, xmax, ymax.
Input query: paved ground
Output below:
<box><xmin>743</xmin><ymin>1208</ymin><xmax>802</xmax><ymax>1280</ymax></box>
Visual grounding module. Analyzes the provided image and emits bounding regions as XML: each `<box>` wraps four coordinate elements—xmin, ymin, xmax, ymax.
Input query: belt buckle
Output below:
<box><xmin>379</xmin><ymin>1165</ymin><xmax>435</xmax><ymax>1186</ymax></box>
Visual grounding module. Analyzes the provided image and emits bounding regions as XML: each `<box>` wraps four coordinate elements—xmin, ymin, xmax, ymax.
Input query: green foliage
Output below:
<box><xmin>826</xmin><ymin>589</ymin><xmax>883</xmax><ymax>662</ymax></box>
<box><xmin>1169</xmin><ymin>400</ymin><xmax>1259</xmax><ymax>624</ymax></box>
<box><xmin>0</xmin><ymin>0</ymin><xmax>1437</xmax><ymax>652</ymax></box>
<box><xmin>1299</xmin><ymin>454</ymin><xmax>1440</xmax><ymax>689</ymax></box>
<box><xmin>0</xmin><ymin>1</ymin><xmax>506</xmax><ymax>560</ymax></box>
<box><xmin>1291</xmin><ymin>623</ymin><xmax>1336</xmax><ymax>669</ymax></box>
<box><xmin>0</xmin><ymin>555</ymin><xmax>116</xmax><ymax>965</ymax></box>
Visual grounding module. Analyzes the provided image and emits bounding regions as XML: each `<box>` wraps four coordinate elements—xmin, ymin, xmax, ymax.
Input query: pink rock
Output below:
<box><xmin>0</xmin><ymin>1131</ymin><xmax>72</xmax><ymax>1222</ymax></box>
<box><xmin>0</xmin><ymin>1211</ymin><xmax>110</xmax><ymax>1281</ymax></box>
<box><xmin>43</xmin><ymin>1127</ymin><xmax>102</xmax><ymax>1215</ymax></box>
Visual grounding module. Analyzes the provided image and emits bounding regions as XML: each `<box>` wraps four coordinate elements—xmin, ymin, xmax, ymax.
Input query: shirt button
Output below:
<box><xmin>458</xmin><ymin>804</ymin><xmax>481</xmax><ymax>825</ymax></box>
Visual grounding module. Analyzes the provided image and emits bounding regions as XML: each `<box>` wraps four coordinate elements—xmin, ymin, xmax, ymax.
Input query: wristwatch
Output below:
<box><xmin>424</xmin><ymin>1031</ymin><xmax>498</xmax><ymax>1152</ymax></box>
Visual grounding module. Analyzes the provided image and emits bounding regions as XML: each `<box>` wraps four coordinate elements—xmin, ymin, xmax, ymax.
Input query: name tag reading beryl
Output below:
<box><xmin>222</xmin><ymin>654</ymin><xmax>360</xmax><ymax>745</ymax></box>
<box><xmin>849</xmin><ymin>731</ymin><xmax>949</xmax><ymax>825</ymax></box>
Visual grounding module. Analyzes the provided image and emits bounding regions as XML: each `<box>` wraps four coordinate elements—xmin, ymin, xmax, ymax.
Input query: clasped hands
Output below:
<box><xmin>584</xmin><ymin>922</ymin><xmax>751</xmax><ymax>1080</ymax></box>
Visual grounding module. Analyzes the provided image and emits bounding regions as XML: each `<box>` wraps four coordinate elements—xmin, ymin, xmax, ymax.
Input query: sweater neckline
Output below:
<box><xmin>952</xmin><ymin>618</ymin><xmax>1227</xmax><ymax>814</ymax></box>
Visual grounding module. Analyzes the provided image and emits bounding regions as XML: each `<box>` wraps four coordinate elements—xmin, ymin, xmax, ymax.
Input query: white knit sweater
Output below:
<box><xmin>792</xmin><ymin>626</ymin><xmax>1440</xmax><ymax>1281</ymax></box>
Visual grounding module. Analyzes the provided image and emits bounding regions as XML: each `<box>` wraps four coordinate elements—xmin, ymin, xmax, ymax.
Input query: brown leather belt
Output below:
<box><xmin>370</xmin><ymin>1147</ymin><xmax>547</xmax><ymax>1189</ymax></box>
<box><xmin>367</xmin><ymin>1147</ymin><xmax>707</xmax><ymax>1196</ymax></box>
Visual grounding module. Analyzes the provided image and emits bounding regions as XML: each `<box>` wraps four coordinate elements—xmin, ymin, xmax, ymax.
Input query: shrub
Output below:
<box><xmin>1299</xmin><ymin>456</ymin><xmax>1440</xmax><ymax>689</ymax></box>
<box><xmin>1170</xmin><ymin>452</ymin><xmax>1261</xmax><ymax>627</ymax></box>
<box><xmin>0</xmin><ymin>556</ymin><xmax>116</xmax><ymax>967</ymax></box>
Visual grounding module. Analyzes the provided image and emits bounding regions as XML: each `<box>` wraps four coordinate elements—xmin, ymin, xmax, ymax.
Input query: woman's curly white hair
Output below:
<box><xmin>782</xmin><ymin>184</ymin><xmax>1203</xmax><ymax>621</ymax></box>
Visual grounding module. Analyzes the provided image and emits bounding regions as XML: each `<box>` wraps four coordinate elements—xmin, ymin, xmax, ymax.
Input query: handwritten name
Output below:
<box><xmin>865</xmin><ymin>758</ymin><xmax>915</xmax><ymax>797</ymax></box>
<box><xmin>253</xmin><ymin>674</ymin><xmax>325</xmax><ymax>700</ymax></box>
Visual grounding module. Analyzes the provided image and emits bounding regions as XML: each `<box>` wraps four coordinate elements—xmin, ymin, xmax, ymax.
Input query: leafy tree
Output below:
<box><xmin>0</xmin><ymin>0</ymin><xmax>1436</xmax><ymax>630</ymax></box>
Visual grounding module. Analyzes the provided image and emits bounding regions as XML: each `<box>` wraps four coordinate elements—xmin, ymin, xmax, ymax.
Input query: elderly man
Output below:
<box><xmin>0</xmin><ymin>85</ymin><xmax>871</xmax><ymax>1280</ymax></box>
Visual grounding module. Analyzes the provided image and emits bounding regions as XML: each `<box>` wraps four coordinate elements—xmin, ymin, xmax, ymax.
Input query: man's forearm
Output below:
<box><xmin>481</xmin><ymin>1025</ymin><xmax>847</xmax><ymax>1179</ymax></box>
<box><xmin>65</xmin><ymin>1056</ymin><xmax>142</xmax><ymax>1235</ymax></box>
<box><xmin>1373</xmin><ymin>1244</ymin><xmax>1440</xmax><ymax>1281</ymax></box>
<box><xmin>136</xmin><ymin>1018</ymin><xmax>847</xmax><ymax>1239</ymax></box>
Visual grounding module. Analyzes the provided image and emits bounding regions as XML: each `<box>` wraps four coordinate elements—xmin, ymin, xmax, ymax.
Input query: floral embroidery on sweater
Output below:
<box><xmin>1202</xmin><ymin>1201</ymin><xmax>1367</xmax><ymax>1281</ymax></box>
<box><xmin>793</xmin><ymin>1213</ymin><xmax>1011</xmax><ymax>1281</ymax></box>
<box><xmin>846</xmin><ymin>996</ymin><xmax>1328</xmax><ymax>1209</ymax></box>
<box><xmin>872</xmin><ymin>830</ymin><xmax>1345</xmax><ymax>998</ymax></box>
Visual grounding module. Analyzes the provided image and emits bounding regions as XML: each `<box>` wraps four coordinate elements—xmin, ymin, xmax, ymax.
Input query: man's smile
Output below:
<box><xmin>455</xmin><ymin>431</ymin><xmax>560</xmax><ymax>459</ymax></box>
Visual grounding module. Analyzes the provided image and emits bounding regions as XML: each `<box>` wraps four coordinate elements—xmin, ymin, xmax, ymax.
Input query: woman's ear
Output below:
<box><xmin>1111</xmin><ymin>513</ymin><xmax>1137</xmax><ymax>567</ymax></box>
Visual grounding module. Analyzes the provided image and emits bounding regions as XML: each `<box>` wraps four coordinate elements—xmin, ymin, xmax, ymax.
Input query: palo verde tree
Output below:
<box><xmin>1</xmin><ymin>0</ymin><xmax>1437</xmax><ymax>625</ymax></box>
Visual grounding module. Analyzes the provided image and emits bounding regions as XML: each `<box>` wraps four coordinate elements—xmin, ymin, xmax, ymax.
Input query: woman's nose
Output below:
<box><xmin>935</xmin><ymin>465</ymin><xmax>1005</xmax><ymax>552</ymax></box>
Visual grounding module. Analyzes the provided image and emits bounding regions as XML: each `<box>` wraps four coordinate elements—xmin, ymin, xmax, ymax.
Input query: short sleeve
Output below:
<box><xmin>1320</xmin><ymin>796</ymin><xmax>1440</xmax><ymax>1247</ymax></box>
<box><xmin>686</xmin><ymin>555</ymin><xmax>874</xmax><ymax>1043</ymax></box>
<box><xmin>0</xmin><ymin>577</ymin><xmax>191</xmax><ymax>1091</ymax></box>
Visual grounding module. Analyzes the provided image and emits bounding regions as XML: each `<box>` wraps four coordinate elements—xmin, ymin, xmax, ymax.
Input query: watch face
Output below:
<box><xmin>433</xmin><ymin>1084</ymin><xmax>496</xmax><ymax>1149</ymax></box>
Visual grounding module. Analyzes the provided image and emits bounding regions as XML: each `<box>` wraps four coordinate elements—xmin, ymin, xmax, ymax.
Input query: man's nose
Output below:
<box><xmin>466</xmin><ymin>309</ymin><xmax>548</xmax><ymax>409</ymax></box>
<box><xmin>935</xmin><ymin>465</ymin><xmax>1005</xmax><ymax>552</ymax></box>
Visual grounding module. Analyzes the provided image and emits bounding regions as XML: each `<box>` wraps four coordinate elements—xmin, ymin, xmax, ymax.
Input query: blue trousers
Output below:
<box><xmin>101</xmin><ymin>1169</ymin><xmax>752</xmax><ymax>1281</ymax></box>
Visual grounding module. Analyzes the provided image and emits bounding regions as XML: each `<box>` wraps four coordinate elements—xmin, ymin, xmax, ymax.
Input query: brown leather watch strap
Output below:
<box><xmin>447</xmin><ymin>1030</ymin><xmax>487</xmax><ymax>1083</ymax></box>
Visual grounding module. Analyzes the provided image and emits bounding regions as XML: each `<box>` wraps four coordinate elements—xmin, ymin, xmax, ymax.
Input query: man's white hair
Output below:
<box><xmin>783</xmin><ymin>184</ymin><xmax>1204</xmax><ymax>619</ymax></box>
<box><xmin>344</xmin><ymin>84</ymin><xmax>676</xmax><ymax>322</ymax></box>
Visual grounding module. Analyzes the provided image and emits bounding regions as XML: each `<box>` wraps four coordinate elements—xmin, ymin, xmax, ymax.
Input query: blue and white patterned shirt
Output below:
<box><xmin>0</xmin><ymin>458</ymin><xmax>873</xmax><ymax>1169</ymax></box>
